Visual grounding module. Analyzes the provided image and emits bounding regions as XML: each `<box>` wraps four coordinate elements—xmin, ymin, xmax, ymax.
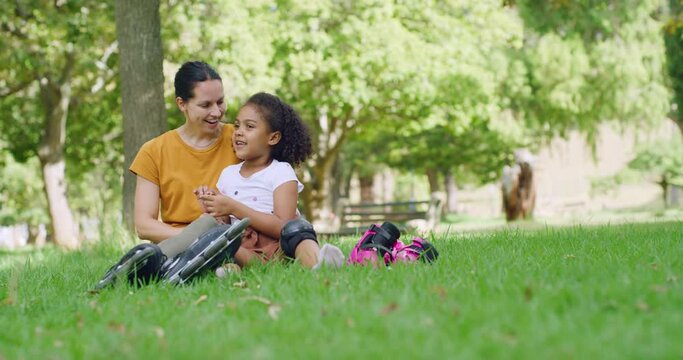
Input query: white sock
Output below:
<box><xmin>313</xmin><ymin>244</ymin><xmax>345</xmax><ymax>270</ymax></box>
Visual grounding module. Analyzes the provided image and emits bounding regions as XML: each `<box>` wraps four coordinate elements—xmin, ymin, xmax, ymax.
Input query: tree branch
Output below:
<box><xmin>90</xmin><ymin>40</ymin><xmax>118</xmax><ymax>93</ymax></box>
<box><xmin>0</xmin><ymin>1</ymin><xmax>36</xmax><ymax>38</ymax></box>
<box><xmin>65</xmin><ymin>40</ymin><xmax>118</xmax><ymax>105</ymax></box>
<box><xmin>14</xmin><ymin>0</ymin><xmax>35</xmax><ymax>19</ymax></box>
<box><xmin>0</xmin><ymin>78</ymin><xmax>34</xmax><ymax>98</ymax></box>
<box><xmin>0</xmin><ymin>22</ymin><xmax>28</xmax><ymax>39</ymax></box>
<box><xmin>58</xmin><ymin>50</ymin><xmax>76</xmax><ymax>85</ymax></box>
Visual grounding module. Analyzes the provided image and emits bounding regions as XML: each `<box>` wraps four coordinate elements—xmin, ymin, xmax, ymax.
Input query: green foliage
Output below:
<box><xmin>158</xmin><ymin>0</ymin><xmax>533</xmax><ymax>209</ymax></box>
<box><xmin>0</xmin><ymin>1</ymin><xmax>121</xmax><ymax>200</ymax></box>
<box><xmin>0</xmin><ymin>1</ymin><xmax>123</xmax><ymax>234</ymax></box>
<box><xmin>0</xmin><ymin>152</ymin><xmax>47</xmax><ymax>226</ymax></box>
<box><xmin>628</xmin><ymin>138</ymin><xmax>683</xmax><ymax>185</ymax></box>
<box><xmin>514</xmin><ymin>0</ymin><xmax>664</xmax><ymax>41</ymax></box>
<box><xmin>664</xmin><ymin>0</ymin><xmax>683</xmax><ymax>129</ymax></box>
<box><xmin>590</xmin><ymin>167</ymin><xmax>643</xmax><ymax>196</ymax></box>
<box><xmin>591</xmin><ymin>137</ymin><xmax>683</xmax><ymax>199</ymax></box>
<box><xmin>512</xmin><ymin>0</ymin><xmax>670</xmax><ymax>142</ymax></box>
<box><xmin>367</xmin><ymin>117</ymin><xmax>520</xmax><ymax>185</ymax></box>
<box><xmin>161</xmin><ymin>0</ymin><xmax>281</xmax><ymax>127</ymax></box>
<box><xmin>0</xmin><ymin>0</ymin><xmax>676</xmax><ymax>227</ymax></box>
<box><xmin>126</xmin><ymin>2</ymin><xmax>536</xmax><ymax>210</ymax></box>
<box><xmin>332</xmin><ymin>1</ymin><xmax>527</xmax><ymax>185</ymax></box>
<box><xmin>268</xmin><ymin>1</ymin><xmax>444</xmax><ymax>146</ymax></box>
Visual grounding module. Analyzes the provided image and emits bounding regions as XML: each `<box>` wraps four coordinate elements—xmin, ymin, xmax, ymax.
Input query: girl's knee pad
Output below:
<box><xmin>280</xmin><ymin>218</ymin><xmax>318</xmax><ymax>258</ymax></box>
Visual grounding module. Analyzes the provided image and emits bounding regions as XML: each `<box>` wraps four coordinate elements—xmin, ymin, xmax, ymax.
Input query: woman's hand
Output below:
<box><xmin>199</xmin><ymin>193</ymin><xmax>234</xmax><ymax>217</ymax></box>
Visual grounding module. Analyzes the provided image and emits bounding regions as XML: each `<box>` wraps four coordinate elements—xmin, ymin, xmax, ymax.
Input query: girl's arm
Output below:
<box><xmin>134</xmin><ymin>176</ymin><xmax>182</xmax><ymax>242</ymax></box>
<box><xmin>200</xmin><ymin>181</ymin><xmax>299</xmax><ymax>239</ymax></box>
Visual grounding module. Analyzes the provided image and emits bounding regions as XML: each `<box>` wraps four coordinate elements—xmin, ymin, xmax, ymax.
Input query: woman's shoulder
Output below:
<box><xmin>145</xmin><ymin>124</ymin><xmax>232</xmax><ymax>146</ymax></box>
<box><xmin>140</xmin><ymin>129</ymin><xmax>180</xmax><ymax>150</ymax></box>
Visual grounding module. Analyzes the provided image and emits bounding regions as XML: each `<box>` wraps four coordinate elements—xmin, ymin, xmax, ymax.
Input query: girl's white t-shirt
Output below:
<box><xmin>215</xmin><ymin>159</ymin><xmax>303</xmax><ymax>215</ymax></box>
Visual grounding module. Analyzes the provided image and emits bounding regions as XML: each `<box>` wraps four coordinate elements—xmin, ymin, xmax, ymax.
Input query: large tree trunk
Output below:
<box><xmin>38</xmin><ymin>78</ymin><xmax>79</xmax><ymax>249</ymax></box>
<box><xmin>116</xmin><ymin>0</ymin><xmax>167</xmax><ymax>232</ymax></box>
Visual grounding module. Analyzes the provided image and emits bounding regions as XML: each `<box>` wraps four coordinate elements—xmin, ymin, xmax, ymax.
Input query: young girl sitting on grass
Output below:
<box><xmin>196</xmin><ymin>92</ymin><xmax>343</xmax><ymax>270</ymax></box>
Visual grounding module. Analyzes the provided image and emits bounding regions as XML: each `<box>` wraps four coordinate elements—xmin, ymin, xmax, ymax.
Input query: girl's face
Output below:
<box><xmin>233</xmin><ymin>104</ymin><xmax>281</xmax><ymax>162</ymax></box>
<box><xmin>176</xmin><ymin>79</ymin><xmax>225</xmax><ymax>134</ymax></box>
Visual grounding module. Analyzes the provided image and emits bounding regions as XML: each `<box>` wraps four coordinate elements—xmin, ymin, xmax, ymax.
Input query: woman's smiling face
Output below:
<box><xmin>177</xmin><ymin>79</ymin><xmax>225</xmax><ymax>134</ymax></box>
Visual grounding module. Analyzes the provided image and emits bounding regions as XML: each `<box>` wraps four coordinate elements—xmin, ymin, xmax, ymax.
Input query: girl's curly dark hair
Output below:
<box><xmin>245</xmin><ymin>92</ymin><xmax>313</xmax><ymax>167</ymax></box>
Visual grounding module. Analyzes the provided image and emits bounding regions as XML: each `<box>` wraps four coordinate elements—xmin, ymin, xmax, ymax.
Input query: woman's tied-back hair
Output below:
<box><xmin>246</xmin><ymin>92</ymin><xmax>313</xmax><ymax>167</ymax></box>
<box><xmin>174</xmin><ymin>61</ymin><xmax>221</xmax><ymax>101</ymax></box>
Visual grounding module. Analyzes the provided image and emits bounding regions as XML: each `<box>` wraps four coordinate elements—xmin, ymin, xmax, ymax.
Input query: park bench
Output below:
<box><xmin>331</xmin><ymin>193</ymin><xmax>444</xmax><ymax>235</ymax></box>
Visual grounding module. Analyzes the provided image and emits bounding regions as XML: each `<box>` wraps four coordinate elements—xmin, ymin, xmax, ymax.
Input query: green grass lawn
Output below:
<box><xmin>1</xmin><ymin>222</ymin><xmax>681</xmax><ymax>359</ymax></box>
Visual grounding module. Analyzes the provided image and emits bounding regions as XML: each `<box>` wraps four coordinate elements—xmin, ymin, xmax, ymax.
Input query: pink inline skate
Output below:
<box><xmin>347</xmin><ymin>222</ymin><xmax>438</xmax><ymax>266</ymax></box>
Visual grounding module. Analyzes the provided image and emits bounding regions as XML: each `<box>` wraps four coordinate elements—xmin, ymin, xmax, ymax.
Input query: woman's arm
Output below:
<box><xmin>200</xmin><ymin>181</ymin><xmax>299</xmax><ymax>239</ymax></box>
<box><xmin>134</xmin><ymin>176</ymin><xmax>182</xmax><ymax>243</ymax></box>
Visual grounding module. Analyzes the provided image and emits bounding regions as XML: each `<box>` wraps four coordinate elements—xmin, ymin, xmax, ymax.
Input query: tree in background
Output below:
<box><xmin>160</xmin><ymin>0</ymin><xmax>671</xmax><ymax>221</ymax></box>
<box><xmin>1</xmin><ymin>0</ymin><xmax>677</xmax><ymax>242</ymax></box>
<box><xmin>0</xmin><ymin>151</ymin><xmax>48</xmax><ymax>245</ymax></box>
<box><xmin>500</xmin><ymin>0</ymin><xmax>671</xmax><ymax>220</ymax></box>
<box><xmin>510</xmin><ymin>0</ymin><xmax>670</xmax><ymax>143</ymax></box>
<box><xmin>628</xmin><ymin>139</ymin><xmax>683</xmax><ymax>205</ymax></box>
<box><xmin>591</xmin><ymin>137</ymin><xmax>683</xmax><ymax>206</ymax></box>
<box><xmin>0</xmin><ymin>1</ymin><xmax>118</xmax><ymax>248</ymax></box>
<box><xmin>664</xmin><ymin>0</ymin><xmax>683</xmax><ymax>138</ymax></box>
<box><xmin>160</xmin><ymin>0</ymin><xmax>280</xmax><ymax>121</ymax></box>
<box><xmin>339</xmin><ymin>2</ymin><xmax>526</xmax><ymax>214</ymax></box>
<box><xmin>264</xmin><ymin>1</ymin><xmax>423</xmax><ymax>218</ymax></box>
<box><xmin>116</xmin><ymin>0</ymin><xmax>167</xmax><ymax>232</ymax></box>
<box><xmin>269</xmin><ymin>1</ymin><xmax>526</xmax><ymax>220</ymax></box>
<box><xmin>162</xmin><ymin>0</ymin><xmax>472</xmax><ymax>219</ymax></box>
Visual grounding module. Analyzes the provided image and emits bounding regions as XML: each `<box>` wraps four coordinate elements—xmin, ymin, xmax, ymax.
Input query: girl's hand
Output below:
<box><xmin>199</xmin><ymin>193</ymin><xmax>234</xmax><ymax>217</ymax></box>
<box><xmin>193</xmin><ymin>185</ymin><xmax>215</xmax><ymax>198</ymax></box>
<box><xmin>194</xmin><ymin>185</ymin><xmax>216</xmax><ymax>213</ymax></box>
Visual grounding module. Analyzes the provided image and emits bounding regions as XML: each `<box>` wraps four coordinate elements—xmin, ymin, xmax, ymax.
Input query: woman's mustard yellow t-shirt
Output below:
<box><xmin>129</xmin><ymin>124</ymin><xmax>238</xmax><ymax>227</ymax></box>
